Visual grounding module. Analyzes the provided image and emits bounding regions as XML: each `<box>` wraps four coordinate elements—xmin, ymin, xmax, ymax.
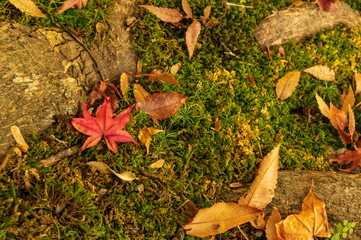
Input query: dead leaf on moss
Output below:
<box><xmin>182</xmin><ymin>0</ymin><xmax>192</xmax><ymax>18</ymax></box>
<box><xmin>276</xmin><ymin>71</ymin><xmax>301</xmax><ymax>100</ymax></box>
<box><xmin>171</xmin><ymin>63</ymin><xmax>182</xmax><ymax>75</ymax></box>
<box><xmin>133</xmin><ymin>84</ymin><xmax>150</xmax><ymax>103</ymax></box>
<box><xmin>120</xmin><ymin>73</ymin><xmax>129</xmax><ymax>97</ymax></box>
<box><xmin>141</xmin><ymin>69</ymin><xmax>179</xmax><ymax>86</ymax></box>
<box><xmin>148</xmin><ymin>159</ymin><xmax>165</xmax><ymax>169</ymax></box>
<box><xmin>10</xmin><ymin>0</ymin><xmax>46</xmax><ymax>18</ymax></box>
<box><xmin>341</xmin><ymin>86</ymin><xmax>355</xmax><ymax>113</ymax></box>
<box><xmin>315</xmin><ymin>92</ymin><xmax>330</xmax><ymax>118</ymax></box>
<box><xmin>214</xmin><ymin>117</ymin><xmax>221</xmax><ymax>131</ymax></box>
<box><xmin>86</xmin><ymin>161</ymin><xmax>137</xmax><ymax>181</ymax></box>
<box><xmin>186</xmin><ymin>20</ymin><xmax>202</xmax><ymax>59</ymax></box>
<box><xmin>229</xmin><ymin>182</ymin><xmax>243</xmax><ymax>188</ymax></box>
<box><xmin>138</xmin><ymin>127</ymin><xmax>164</xmax><ymax>154</ymax></box>
<box><xmin>355</xmin><ymin>72</ymin><xmax>361</xmax><ymax>95</ymax></box>
<box><xmin>304</xmin><ymin>65</ymin><xmax>335</xmax><ymax>81</ymax></box>
<box><xmin>329</xmin><ymin>103</ymin><xmax>348</xmax><ymax>131</ymax></box>
<box><xmin>140</xmin><ymin>5</ymin><xmax>183</xmax><ymax>23</ymax></box>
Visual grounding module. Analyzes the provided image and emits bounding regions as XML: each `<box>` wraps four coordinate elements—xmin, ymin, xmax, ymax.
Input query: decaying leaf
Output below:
<box><xmin>330</xmin><ymin>150</ymin><xmax>361</xmax><ymax>172</ymax></box>
<box><xmin>250</xmin><ymin>212</ymin><xmax>266</xmax><ymax>230</ymax></box>
<box><xmin>96</xmin><ymin>22</ymin><xmax>106</xmax><ymax>40</ymax></box>
<box><xmin>315</xmin><ymin>92</ymin><xmax>330</xmax><ymax>118</ymax></box>
<box><xmin>278</xmin><ymin>46</ymin><xmax>286</xmax><ymax>56</ymax></box>
<box><xmin>72</xmin><ymin>98</ymin><xmax>137</xmax><ymax>153</ymax></box>
<box><xmin>266</xmin><ymin>208</ymin><xmax>282</xmax><ymax>240</ymax></box>
<box><xmin>141</xmin><ymin>69</ymin><xmax>180</xmax><ymax>86</ymax></box>
<box><xmin>86</xmin><ymin>161</ymin><xmax>137</xmax><ymax>181</ymax></box>
<box><xmin>186</xmin><ymin>20</ymin><xmax>202</xmax><ymax>59</ymax></box>
<box><xmin>170</xmin><ymin>62</ymin><xmax>182</xmax><ymax>75</ymax></box>
<box><xmin>90</xmin><ymin>80</ymin><xmax>121</xmax><ymax>110</ymax></box>
<box><xmin>140</xmin><ymin>5</ymin><xmax>183</xmax><ymax>23</ymax></box>
<box><xmin>133</xmin><ymin>84</ymin><xmax>150</xmax><ymax>103</ymax></box>
<box><xmin>349</xmin><ymin>105</ymin><xmax>355</xmax><ymax>140</ymax></box>
<box><xmin>275</xmin><ymin>71</ymin><xmax>301</xmax><ymax>100</ymax></box>
<box><xmin>183</xmin><ymin>202</ymin><xmax>261</xmax><ymax>237</ymax></box>
<box><xmin>136</xmin><ymin>59</ymin><xmax>143</xmax><ymax>75</ymax></box>
<box><xmin>55</xmin><ymin>0</ymin><xmax>88</xmax><ymax>15</ymax></box>
<box><xmin>214</xmin><ymin>118</ymin><xmax>221</xmax><ymax>131</ymax></box>
<box><xmin>317</xmin><ymin>0</ymin><xmax>339</xmax><ymax>12</ymax></box>
<box><xmin>275</xmin><ymin>185</ymin><xmax>331</xmax><ymax>239</ymax></box>
<box><xmin>238</xmin><ymin>145</ymin><xmax>280</xmax><ymax>210</ymax></box>
<box><xmin>355</xmin><ymin>72</ymin><xmax>361</xmax><ymax>95</ymax></box>
<box><xmin>138</xmin><ymin>127</ymin><xmax>164</xmax><ymax>154</ymax></box>
<box><xmin>120</xmin><ymin>73</ymin><xmax>129</xmax><ymax>97</ymax></box>
<box><xmin>182</xmin><ymin>0</ymin><xmax>192</xmax><ymax>18</ymax></box>
<box><xmin>9</xmin><ymin>0</ymin><xmax>46</xmax><ymax>18</ymax></box>
<box><xmin>304</xmin><ymin>65</ymin><xmax>335</xmax><ymax>81</ymax></box>
<box><xmin>329</xmin><ymin>103</ymin><xmax>348</xmax><ymax>131</ymax></box>
<box><xmin>148</xmin><ymin>159</ymin><xmax>165</xmax><ymax>169</ymax></box>
<box><xmin>229</xmin><ymin>182</ymin><xmax>243</xmax><ymax>188</ymax></box>
<box><xmin>341</xmin><ymin>86</ymin><xmax>355</xmax><ymax>113</ymax></box>
<box><xmin>10</xmin><ymin>125</ymin><xmax>29</xmax><ymax>152</ymax></box>
<box><xmin>200</xmin><ymin>6</ymin><xmax>211</xmax><ymax>24</ymax></box>
<box><xmin>136</xmin><ymin>92</ymin><xmax>186</xmax><ymax>120</ymax></box>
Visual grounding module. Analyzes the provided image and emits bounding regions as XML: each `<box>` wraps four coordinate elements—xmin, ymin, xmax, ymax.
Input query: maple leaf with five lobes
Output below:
<box><xmin>72</xmin><ymin>98</ymin><xmax>137</xmax><ymax>153</ymax></box>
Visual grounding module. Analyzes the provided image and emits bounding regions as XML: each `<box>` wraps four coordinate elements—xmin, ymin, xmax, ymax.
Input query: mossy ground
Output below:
<box><xmin>1</xmin><ymin>0</ymin><xmax>361</xmax><ymax>239</ymax></box>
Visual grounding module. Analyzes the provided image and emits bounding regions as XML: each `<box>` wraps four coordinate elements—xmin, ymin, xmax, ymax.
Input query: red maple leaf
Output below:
<box><xmin>317</xmin><ymin>0</ymin><xmax>339</xmax><ymax>12</ymax></box>
<box><xmin>330</xmin><ymin>150</ymin><xmax>361</xmax><ymax>172</ymax></box>
<box><xmin>72</xmin><ymin>98</ymin><xmax>137</xmax><ymax>153</ymax></box>
<box><xmin>55</xmin><ymin>0</ymin><xmax>88</xmax><ymax>15</ymax></box>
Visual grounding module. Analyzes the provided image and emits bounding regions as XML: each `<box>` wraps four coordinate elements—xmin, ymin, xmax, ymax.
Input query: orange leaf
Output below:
<box><xmin>250</xmin><ymin>212</ymin><xmax>266</xmax><ymax>230</ymax></box>
<box><xmin>136</xmin><ymin>92</ymin><xmax>186</xmax><ymax>120</ymax></box>
<box><xmin>140</xmin><ymin>5</ymin><xmax>183</xmax><ymax>23</ymax></box>
<box><xmin>315</xmin><ymin>93</ymin><xmax>330</xmax><ymax>119</ymax></box>
<box><xmin>183</xmin><ymin>202</ymin><xmax>261</xmax><ymax>237</ymax></box>
<box><xmin>266</xmin><ymin>208</ymin><xmax>282</xmax><ymax>240</ymax></box>
<box><xmin>341</xmin><ymin>85</ymin><xmax>355</xmax><ymax>113</ymax></box>
<box><xmin>349</xmin><ymin>105</ymin><xmax>355</xmax><ymax>140</ymax></box>
<box><xmin>330</xmin><ymin>150</ymin><xmax>361</xmax><ymax>172</ymax></box>
<box><xmin>170</xmin><ymin>62</ymin><xmax>182</xmax><ymax>75</ymax></box>
<box><xmin>138</xmin><ymin>127</ymin><xmax>163</xmax><ymax>154</ymax></box>
<box><xmin>203</xmin><ymin>6</ymin><xmax>212</xmax><ymax>20</ymax></box>
<box><xmin>120</xmin><ymin>73</ymin><xmax>129</xmax><ymax>97</ymax></box>
<box><xmin>238</xmin><ymin>145</ymin><xmax>279</xmax><ymax>210</ymax></box>
<box><xmin>182</xmin><ymin>0</ymin><xmax>192</xmax><ymax>18</ymax></box>
<box><xmin>10</xmin><ymin>0</ymin><xmax>46</xmax><ymax>18</ymax></box>
<box><xmin>329</xmin><ymin>103</ymin><xmax>347</xmax><ymax>131</ymax></box>
<box><xmin>355</xmin><ymin>72</ymin><xmax>361</xmax><ymax>95</ymax></box>
<box><xmin>275</xmin><ymin>185</ymin><xmax>331</xmax><ymax>239</ymax></box>
<box><xmin>186</xmin><ymin>20</ymin><xmax>201</xmax><ymax>59</ymax></box>
<box><xmin>275</xmin><ymin>71</ymin><xmax>301</xmax><ymax>100</ymax></box>
<box><xmin>133</xmin><ymin>84</ymin><xmax>150</xmax><ymax>103</ymax></box>
<box><xmin>304</xmin><ymin>65</ymin><xmax>335</xmax><ymax>81</ymax></box>
<box><xmin>142</xmin><ymin>70</ymin><xmax>179</xmax><ymax>86</ymax></box>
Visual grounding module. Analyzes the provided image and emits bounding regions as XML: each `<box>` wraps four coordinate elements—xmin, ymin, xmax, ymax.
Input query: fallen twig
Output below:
<box><xmin>38</xmin><ymin>145</ymin><xmax>80</xmax><ymax>167</ymax></box>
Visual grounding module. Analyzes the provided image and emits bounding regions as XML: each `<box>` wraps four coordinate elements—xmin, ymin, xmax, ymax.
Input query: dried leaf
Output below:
<box><xmin>349</xmin><ymin>105</ymin><xmax>355</xmax><ymax>140</ymax></box>
<box><xmin>9</xmin><ymin>0</ymin><xmax>46</xmax><ymax>18</ymax></box>
<box><xmin>238</xmin><ymin>145</ymin><xmax>279</xmax><ymax>210</ymax></box>
<box><xmin>336</xmin><ymin>129</ymin><xmax>351</xmax><ymax>145</ymax></box>
<box><xmin>182</xmin><ymin>0</ymin><xmax>192</xmax><ymax>18</ymax></box>
<box><xmin>315</xmin><ymin>92</ymin><xmax>330</xmax><ymax>119</ymax></box>
<box><xmin>170</xmin><ymin>62</ymin><xmax>182</xmax><ymax>75</ymax></box>
<box><xmin>266</xmin><ymin>208</ymin><xmax>282</xmax><ymax>240</ymax></box>
<box><xmin>133</xmin><ymin>84</ymin><xmax>150</xmax><ymax>104</ymax></box>
<box><xmin>203</xmin><ymin>6</ymin><xmax>211</xmax><ymax>20</ymax></box>
<box><xmin>183</xmin><ymin>202</ymin><xmax>261</xmax><ymax>237</ymax></box>
<box><xmin>214</xmin><ymin>118</ymin><xmax>221</xmax><ymax>131</ymax></box>
<box><xmin>90</xmin><ymin>80</ymin><xmax>121</xmax><ymax>110</ymax></box>
<box><xmin>96</xmin><ymin>22</ymin><xmax>106</xmax><ymax>40</ymax></box>
<box><xmin>330</xmin><ymin>150</ymin><xmax>361</xmax><ymax>172</ymax></box>
<box><xmin>278</xmin><ymin>46</ymin><xmax>286</xmax><ymax>56</ymax></box>
<box><xmin>140</xmin><ymin>5</ymin><xmax>183</xmax><ymax>23</ymax></box>
<box><xmin>55</xmin><ymin>0</ymin><xmax>88</xmax><ymax>15</ymax></box>
<box><xmin>186</xmin><ymin>20</ymin><xmax>202</xmax><ymax>59</ymax></box>
<box><xmin>138</xmin><ymin>127</ymin><xmax>164</xmax><ymax>154</ymax></box>
<box><xmin>10</xmin><ymin>125</ymin><xmax>29</xmax><ymax>152</ymax></box>
<box><xmin>317</xmin><ymin>0</ymin><xmax>339</xmax><ymax>12</ymax></box>
<box><xmin>250</xmin><ymin>212</ymin><xmax>266</xmax><ymax>230</ymax></box>
<box><xmin>355</xmin><ymin>72</ymin><xmax>361</xmax><ymax>95</ymax></box>
<box><xmin>136</xmin><ymin>59</ymin><xmax>142</xmax><ymax>75</ymax></box>
<box><xmin>229</xmin><ymin>182</ymin><xmax>243</xmax><ymax>188</ymax></box>
<box><xmin>142</xmin><ymin>70</ymin><xmax>179</xmax><ymax>86</ymax></box>
<box><xmin>120</xmin><ymin>73</ymin><xmax>129</xmax><ymax>97</ymax></box>
<box><xmin>341</xmin><ymin>86</ymin><xmax>355</xmax><ymax>113</ymax></box>
<box><xmin>329</xmin><ymin>103</ymin><xmax>348</xmax><ymax>131</ymax></box>
<box><xmin>136</xmin><ymin>92</ymin><xmax>186</xmax><ymax>120</ymax></box>
<box><xmin>275</xmin><ymin>71</ymin><xmax>301</xmax><ymax>100</ymax></box>
<box><xmin>275</xmin><ymin>185</ymin><xmax>331</xmax><ymax>239</ymax></box>
<box><xmin>87</xmin><ymin>161</ymin><xmax>137</xmax><ymax>181</ymax></box>
<box><xmin>148</xmin><ymin>159</ymin><xmax>165</xmax><ymax>169</ymax></box>
<box><xmin>304</xmin><ymin>65</ymin><xmax>335</xmax><ymax>81</ymax></box>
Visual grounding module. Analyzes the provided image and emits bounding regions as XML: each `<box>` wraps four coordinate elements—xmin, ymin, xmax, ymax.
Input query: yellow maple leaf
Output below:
<box><xmin>138</xmin><ymin>127</ymin><xmax>163</xmax><ymax>154</ymax></box>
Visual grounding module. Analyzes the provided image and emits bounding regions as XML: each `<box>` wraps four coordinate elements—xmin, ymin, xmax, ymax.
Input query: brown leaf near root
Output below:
<box><xmin>266</xmin><ymin>208</ymin><xmax>282</xmax><ymax>240</ymax></box>
<box><xmin>136</xmin><ymin>92</ymin><xmax>186</xmax><ymax>120</ymax></box>
<box><xmin>90</xmin><ymin>80</ymin><xmax>121</xmax><ymax>109</ymax></box>
<box><xmin>183</xmin><ymin>202</ymin><xmax>261</xmax><ymax>237</ymax></box>
<box><xmin>250</xmin><ymin>212</ymin><xmax>266</xmax><ymax>230</ymax></box>
<box><xmin>275</xmin><ymin>185</ymin><xmax>331</xmax><ymax>239</ymax></box>
<box><xmin>86</xmin><ymin>161</ymin><xmax>137</xmax><ymax>181</ymax></box>
<box><xmin>276</xmin><ymin>71</ymin><xmax>301</xmax><ymax>100</ymax></box>
<box><xmin>120</xmin><ymin>73</ymin><xmax>129</xmax><ymax>97</ymax></box>
<box><xmin>182</xmin><ymin>0</ymin><xmax>192</xmax><ymax>18</ymax></box>
<box><xmin>315</xmin><ymin>92</ymin><xmax>330</xmax><ymax>119</ymax></box>
<box><xmin>133</xmin><ymin>84</ymin><xmax>150</xmax><ymax>103</ymax></box>
<box><xmin>11</xmin><ymin>126</ymin><xmax>29</xmax><ymax>152</ymax></box>
<box><xmin>341</xmin><ymin>86</ymin><xmax>355</xmax><ymax>113</ymax></box>
<box><xmin>304</xmin><ymin>65</ymin><xmax>335</xmax><ymax>81</ymax></box>
<box><xmin>141</xmin><ymin>70</ymin><xmax>179</xmax><ymax>86</ymax></box>
<box><xmin>329</xmin><ymin>103</ymin><xmax>348</xmax><ymax>131</ymax></box>
<box><xmin>355</xmin><ymin>72</ymin><xmax>361</xmax><ymax>95</ymax></box>
<box><xmin>138</xmin><ymin>127</ymin><xmax>164</xmax><ymax>154</ymax></box>
<box><xmin>140</xmin><ymin>5</ymin><xmax>183</xmax><ymax>23</ymax></box>
<box><xmin>238</xmin><ymin>145</ymin><xmax>279</xmax><ymax>210</ymax></box>
<box><xmin>10</xmin><ymin>0</ymin><xmax>46</xmax><ymax>18</ymax></box>
<box><xmin>186</xmin><ymin>20</ymin><xmax>202</xmax><ymax>59</ymax></box>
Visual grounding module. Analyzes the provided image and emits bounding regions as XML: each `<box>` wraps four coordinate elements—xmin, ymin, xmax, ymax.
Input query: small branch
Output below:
<box><xmin>0</xmin><ymin>148</ymin><xmax>15</xmax><ymax>173</ymax></box>
<box><xmin>237</xmin><ymin>226</ymin><xmax>250</xmax><ymax>240</ymax></box>
<box><xmin>225</xmin><ymin>2</ymin><xmax>253</xmax><ymax>8</ymax></box>
<box><xmin>38</xmin><ymin>145</ymin><xmax>80</xmax><ymax>167</ymax></box>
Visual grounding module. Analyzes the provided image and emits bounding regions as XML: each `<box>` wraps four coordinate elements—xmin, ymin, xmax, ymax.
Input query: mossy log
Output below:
<box><xmin>223</xmin><ymin>170</ymin><xmax>361</xmax><ymax>238</ymax></box>
<box><xmin>254</xmin><ymin>1</ymin><xmax>361</xmax><ymax>49</ymax></box>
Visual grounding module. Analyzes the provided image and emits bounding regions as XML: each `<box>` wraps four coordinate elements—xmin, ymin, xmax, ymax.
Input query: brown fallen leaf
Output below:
<box><xmin>265</xmin><ymin>208</ymin><xmax>282</xmax><ymax>240</ymax></box>
<box><xmin>136</xmin><ymin>59</ymin><xmax>142</xmax><ymax>75</ymax></box>
<box><xmin>90</xmin><ymin>80</ymin><xmax>121</xmax><ymax>109</ymax></box>
<box><xmin>341</xmin><ymin>86</ymin><xmax>355</xmax><ymax>113</ymax></box>
<box><xmin>86</xmin><ymin>161</ymin><xmax>137</xmax><ymax>181</ymax></box>
<box><xmin>10</xmin><ymin>0</ymin><xmax>46</xmax><ymax>18</ymax></box>
<box><xmin>330</xmin><ymin>150</ymin><xmax>361</xmax><ymax>172</ymax></box>
<box><xmin>214</xmin><ymin>117</ymin><xmax>221</xmax><ymax>131</ymax></box>
<box><xmin>349</xmin><ymin>105</ymin><xmax>355</xmax><ymax>140</ymax></box>
<box><xmin>182</xmin><ymin>0</ymin><xmax>192</xmax><ymax>18</ymax></box>
<box><xmin>96</xmin><ymin>22</ymin><xmax>106</xmax><ymax>40</ymax></box>
<box><xmin>133</xmin><ymin>84</ymin><xmax>150</xmax><ymax>103</ymax></box>
<box><xmin>138</xmin><ymin>127</ymin><xmax>164</xmax><ymax>154</ymax></box>
<box><xmin>140</xmin><ymin>5</ymin><xmax>183</xmax><ymax>23</ymax></box>
<box><xmin>11</xmin><ymin>125</ymin><xmax>29</xmax><ymax>152</ymax></box>
<box><xmin>170</xmin><ymin>62</ymin><xmax>182</xmax><ymax>75</ymax></box>
<box><xmin>229</xmin><ymin>182</ymin><xmax>243</xmax><ymax>188</ymax></box>
<box><xmin>304</xmin><ymin>65</ymin><xmax>335</xmax><ymax>81</ymax></box>
<box><xmin>183</xmin><ymin>202</ymin><xmax>261</xmax><ymax>237</ymax></box>
<box><xmin>329</xmin><ymin>103</ymin><xmax>348</xmax><ymax>131</ymax></box>
<box><xmin>315</xmin><ymin>92</ymin><xmax>330</xmax><ymax>119</ymax></box>
<box><xmin>140</xmin><ymin>69</ymin><xmax>179</xmax><ymax>86</ymax></box>
<box><xmin>186</xmin><ymin>20</ymin><xmax>202</xmax><ymax>59</ymax></box>
<box><xmin>55</xmin><ymin>0</ymin><xmax>88</xmax><ymax>15</ymax></box>
<box><xmin>278</xmin><ymin>46</ymin><xmax>286</xmax><ymax>56</ymax></box>
<box><xmin>250</xmin><ymin>212</ymin><xmax>266</xmax><ymax>230</ymax></box>
<box><xmin>238</xmin><ymin>145</ymin><xmax>280</xmax><ymax>210</ymax></box>
<box><xmin>148</xmin><ymin>159</ymin><xmax>165</xmax><ymax>169</ymax></box>
<box><xmin>120</xmin><ymin>73</ymin><xmax>129</xmax><ymax>97</ymax></box>
<box><xmin>355</xmin><ymin>72</ymin><xmax>361</xmax><ymax>95</ymax></box>
<box><xmin>275</xmin><ymin>71</ymin><xmax>301</xmax><ymax>100</ymax></box>
<box><xmin>136</xmin><ymin>92</ymin><xmax>186</xmax><ymax>120</ymax></box>
<box><xmin>275</xmin><ymin>185</ymin><xmax>331</xmax><ymax>239</ymax></box>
